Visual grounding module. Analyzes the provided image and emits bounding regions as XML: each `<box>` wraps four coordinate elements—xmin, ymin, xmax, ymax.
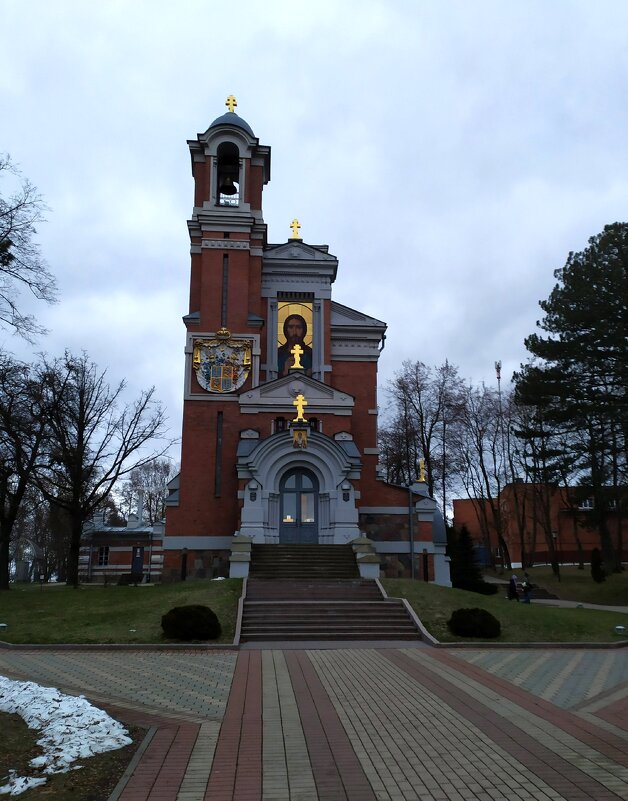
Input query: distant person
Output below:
<box><xmin>278</xmin><ymin>314</ymin><xmax>312</xmax><ymax>376</ymax></box>
<box><xmin>521</xmin><ymin>572</ymin><xmax>532</xmax><ymax>603</ymax></box>
<box><xmin>508</xmin><ymin>574</ymin><xmax>520</xmax><ymax>601</ymax></box>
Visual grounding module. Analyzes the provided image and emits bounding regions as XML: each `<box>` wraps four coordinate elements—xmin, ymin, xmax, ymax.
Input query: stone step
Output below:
<box><xmin>243</xmin><ymin>608</ymin><xmax>410</xmax><ymax>618</ymax></box>
<box><xmin>249</xmin><ymin>544</ymin><xmax>360</xmax><ymax>580</ymax></box>
<box><xmin>245</xmin><ymin>583</ymin><xmax>382</xmax><ymax>601</ymax></box>
<box><xmin>240</xmin><ymin>629</ymin><xmax>420</xmax><ymax>641</ymax></box>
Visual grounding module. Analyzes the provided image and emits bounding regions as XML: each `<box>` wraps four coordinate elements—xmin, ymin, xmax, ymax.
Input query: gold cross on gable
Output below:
<box><xmin>419</xmin><ymin>458</ymin><xmax>426</xmax><ymax>483</ymax></box>
<box><xmin>290</xmin><ymin>218</ymin><xmax>301</xmax><ymax>239</ymax></box>
<box><xmin>226</xmin><ymin>95</ymin><xmax>237</xmax><ymax>113</ymax></box>
<box><xmin>292</xmin><ymin>393</ymin><xmax>308</xmax><ymax>422</ymax></box>
<box><xmin>290</xmin><ymin>344</ymin><xmax>304</xmax><ymax>369</ymax></box>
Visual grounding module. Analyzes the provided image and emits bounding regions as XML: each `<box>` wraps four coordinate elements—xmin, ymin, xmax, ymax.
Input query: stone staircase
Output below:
<box><xmin>239</xmin><ymin>544</ymin><xmax>421</xmax><ymax>643</ymax></box>
<box><xmin>249</xmin><ymin>543</ymin><xmax>359</xmax><ymax>579</ymax></box>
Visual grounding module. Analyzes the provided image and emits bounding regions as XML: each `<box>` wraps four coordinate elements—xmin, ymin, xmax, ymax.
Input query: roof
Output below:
<box><xmin>208</xmin><ymin>111</ymin><xmax>255</xmax><ymax>137</ymax></box>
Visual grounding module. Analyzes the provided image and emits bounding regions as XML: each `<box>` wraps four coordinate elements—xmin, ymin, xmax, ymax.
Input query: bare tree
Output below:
<box><xmin>381</xmin><ymin>360</ymin><xmax>465</xmax><ymax>518</ymax></box>
<box><xmin>451</xmin><ymin>383</ymin><xmax>512</xmax><ymax>570</ymax></box>
<box><xmin>0</xmin><ymin>155</ymin><xmax>58</xmax><ymax>340</ymax></box>
<box><xmin>118</xmin><ymin>458</ymin><xmax>177</xmax><ymax>525</ymax></box>
<box><xmin>0</xmin><ymin>353</ymin><xmax>51</xmax><ymax>589</ymax></box>
<box><xmin>36</xmin><ymin>351</ymin><xmax>170</xmax><ymax>588</ymax></box>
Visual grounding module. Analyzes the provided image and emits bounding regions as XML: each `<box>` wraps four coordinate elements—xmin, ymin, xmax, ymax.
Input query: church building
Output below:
<box><xmin>162</xmin><ymin>98</ymin><xmax>450</xmax><ymax>586</ymax></box>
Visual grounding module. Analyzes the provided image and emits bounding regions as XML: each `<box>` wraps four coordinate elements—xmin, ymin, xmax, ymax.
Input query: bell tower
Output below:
<box><xmin>163</xmin><ymin>99</ymin><xmax>272</xmax><ymax>575</ymax></box>
<box><xmin>185</xmin><ymin>96</ymin><xmax>271</xmax><ymax>335</ymax></box>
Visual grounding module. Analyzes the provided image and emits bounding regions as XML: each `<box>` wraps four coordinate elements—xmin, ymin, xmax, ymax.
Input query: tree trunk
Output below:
<box><xmin>0</xmin><ymin>521</ymin><xmax>11</xmax><ymax>590</ymax></box>
<box><xmin>65</xmin><ymin>512</ymin><xmax>83</xmax><ymax>589</ymax></box>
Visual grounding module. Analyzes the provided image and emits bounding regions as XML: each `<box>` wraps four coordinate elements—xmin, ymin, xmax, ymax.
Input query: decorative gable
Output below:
<box><xmin>239</xmin><ymin>373</ymin><xmax>354</xmax><ymax>416</ymax></box>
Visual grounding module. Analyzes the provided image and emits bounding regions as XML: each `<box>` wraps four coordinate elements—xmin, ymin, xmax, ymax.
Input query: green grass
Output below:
<box><xmin>0</xmin><ymin>579</ymin><xmax>242</xmax><ymax>645</ymax></box>
<box><xmin>513</xmin><ymin>565</ymin><xmax>628</xmax><ymax>605</ymax></box>
<box><xmin>381</xmin><ymin>578</ymin><xmax>628</xmax><ymax>643</ymax></box>
<box><xmin>1</xmin><ymin>570</ymin><xmax>626</xmax><ymax>646</ymax></box>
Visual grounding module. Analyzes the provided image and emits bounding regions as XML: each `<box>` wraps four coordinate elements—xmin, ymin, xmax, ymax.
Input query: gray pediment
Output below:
<box><xmin>331</xmin><ymin>301</ymin><xmax>386</xmax><ymax>329</ymax></box>
<box><xmin>239</xmin><ymin>373</ymin><xmax>354</xmax><ymax>416</ymax></box>
<box><xmin>264</xmin><ymin>241</ymin><xmax>337</xmax><ymax>262</ymax></box>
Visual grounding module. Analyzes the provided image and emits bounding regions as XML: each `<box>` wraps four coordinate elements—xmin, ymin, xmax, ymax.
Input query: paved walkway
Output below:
<box><xmin>1</xmin><ymin>645</ymin><xmax>627</xmax><ymax>800</ymax></box>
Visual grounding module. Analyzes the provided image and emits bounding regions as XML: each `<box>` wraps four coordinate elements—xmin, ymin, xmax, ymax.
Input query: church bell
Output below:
<box><xmin>218</xmin><ymin>175</ymin><xmax>237</xmax><ymax>195</ymax></box>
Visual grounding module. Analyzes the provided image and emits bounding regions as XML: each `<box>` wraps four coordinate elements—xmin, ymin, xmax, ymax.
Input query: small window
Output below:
<box><xmin>274</xmin><ymin>417</ymin><xmax>287</xmax><ymax>433</ymax></box>
<box><xmin>578</xmin><ymin>498</ymin><xmax>594</xmax><ymax>510</ymax></box>
<box><xmin>98</xmin><ymin>546</ymin><xmax>109</xmax><ymax>566</ymax></box>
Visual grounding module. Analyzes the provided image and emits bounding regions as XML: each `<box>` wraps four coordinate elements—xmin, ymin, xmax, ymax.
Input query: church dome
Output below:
<box><xmin>209</xmin><ymin>111</ymin><xmax>255</xmax><ymax>137</ymax></box>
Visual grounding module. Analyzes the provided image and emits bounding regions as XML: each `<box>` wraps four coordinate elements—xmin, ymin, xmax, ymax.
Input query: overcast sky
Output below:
<box><xmin>2</xmin><ymin>0</ymin><xmax>627</xmax><ymax>454</ymax></box>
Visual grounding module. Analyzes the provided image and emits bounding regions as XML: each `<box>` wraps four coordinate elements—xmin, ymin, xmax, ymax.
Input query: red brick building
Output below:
<box><xmin>453</xmin><ymin>483</ymin><xmax>627</xmax><ymax>566</ymax></box>
<box><xmin>148</xmin><ymin>101</ymin><xmax>451</xmax><ymax>585</ymax></box>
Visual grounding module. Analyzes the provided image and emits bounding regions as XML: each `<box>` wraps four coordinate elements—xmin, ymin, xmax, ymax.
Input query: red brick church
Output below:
<box><xmin>84</xmin><ymin>99</ymin><xmax>451</xmax><ymax>586</ymax></box>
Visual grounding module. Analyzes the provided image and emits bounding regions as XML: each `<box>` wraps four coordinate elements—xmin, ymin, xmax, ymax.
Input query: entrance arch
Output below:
<box><xmin>237</xmin><ymin>430</ymin><xmax>361</xmax><ymax>544</ymax></box>
<box><xmin>279</xmin><ymin>467</ymin><xmax>319</xmax><ymax>544</ymax></box>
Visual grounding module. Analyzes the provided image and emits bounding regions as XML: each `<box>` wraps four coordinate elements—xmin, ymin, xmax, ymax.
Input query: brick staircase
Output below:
<box><xmin>239</xmin><ymin>544</ymin><xmax>421</xmax><ymax>643</ymax></box>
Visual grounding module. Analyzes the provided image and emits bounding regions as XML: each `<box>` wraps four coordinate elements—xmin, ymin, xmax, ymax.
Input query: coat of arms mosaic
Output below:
<box><xmin>193</xmin><ymin>329</ymin><xmax>252</xmax><ymax>393</ymax></box>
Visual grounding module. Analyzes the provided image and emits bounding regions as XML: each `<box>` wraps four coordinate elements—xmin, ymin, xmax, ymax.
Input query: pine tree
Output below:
<box><xmin>514</xmin><ymin>223</ymin><xmax>627</xmax><ymax>572</ymax></box>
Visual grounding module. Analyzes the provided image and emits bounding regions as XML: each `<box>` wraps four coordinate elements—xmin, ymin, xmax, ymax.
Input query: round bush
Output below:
<box><xmin>161</xmin><ymin>604</ymin><xmax>222</xmax><ymax>641</ymax></box>
<box><xmin>447</xmin><ymin>607</ymin><xmax>501</xmax><ymax>639</ymax></box>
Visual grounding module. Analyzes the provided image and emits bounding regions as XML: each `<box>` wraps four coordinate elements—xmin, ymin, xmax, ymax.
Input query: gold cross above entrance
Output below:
<box><xmin>419</xmin><ymin>458</ymin><xmax>426</xmax><ymax>483</ymax></box>
<box><xmin>226</xmin><ymin>95</ymin><xmax>237</xmax><ymax>113</ymax></box>
<box><xmin>292</xmin><ymin>393</ymin><xmax>308</xmax><ymax>422</ymax></box>
<box><xmin>290</xmin><ymin>218</ymin><xmax>301</xmax><ymax>239</ymax></box>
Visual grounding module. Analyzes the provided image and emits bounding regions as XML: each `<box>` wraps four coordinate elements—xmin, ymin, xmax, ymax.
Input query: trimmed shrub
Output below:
<box><xmin>447</xmin><ymin>607</ymin><xmax>501</xmax><ymax>639</ymax></box>
<box><xmin>161</xmin><ymin>604</ymin><xmax>222</xmax><ymax>641</ymax></box>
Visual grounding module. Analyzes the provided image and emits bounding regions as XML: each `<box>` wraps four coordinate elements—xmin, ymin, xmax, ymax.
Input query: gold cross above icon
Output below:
<box><xmin>290</xmin><ymin>218</ymin><xmax>301</xmax><ymax>239</ymax></box>
<box><xmin>290</xmin><ymin>344</ymin><xmax>304</xmax><ymax>369</ymax></box>
<box><xmin>226</xmin><ymin>95</ymin><xmax>237</xmax><ymax>113</ymax></box>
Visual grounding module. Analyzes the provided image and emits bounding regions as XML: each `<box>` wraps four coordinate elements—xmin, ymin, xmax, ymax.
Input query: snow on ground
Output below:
<box><xmin>0</xmin><ymin>675</ymin><xmax>131</xmax><ymax>796</ymax></box>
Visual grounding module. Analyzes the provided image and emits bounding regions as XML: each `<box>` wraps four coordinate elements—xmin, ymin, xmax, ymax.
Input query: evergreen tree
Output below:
<box><xmin>447</xmin><ymin>524</ymin><xmax>495</xmax><ymax>593</ymax></box>
<box><xmin>514</xmin><ymin>223</ymin><xmax>627</xmax><ymax>572</ymax></box>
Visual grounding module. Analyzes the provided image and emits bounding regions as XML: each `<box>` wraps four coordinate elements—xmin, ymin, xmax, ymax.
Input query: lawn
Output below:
<box><xmin>0</xmin><ymin>579</ymin><xmax>242</xmax><ymax>645</ymax></box>
<box><xmin>1</xmin><ymin>571</ymin><xmax>626</xmax><ymax>645</ymax></box>
<box><xmin>514</xmin><ymin>564</ymin><xmax>628</xmax><ymax>605</ymax></box>
<box><xmin>381</xmin><ymin>577</ymin><xmax>628</xmax><ymax>643</ymax></box>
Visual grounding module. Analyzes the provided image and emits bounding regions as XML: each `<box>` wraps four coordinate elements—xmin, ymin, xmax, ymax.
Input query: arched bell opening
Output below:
<box><xmin>216</xmin><ymin>142</ymin><xmax>240</xmax><ymax>206</ymax></box>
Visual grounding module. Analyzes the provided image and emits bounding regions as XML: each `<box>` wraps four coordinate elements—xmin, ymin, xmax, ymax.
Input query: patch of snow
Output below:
<box><xmin>0</xmin><ymin>675</ymin><xmax>131</xmax><ymax>796</ymax></box>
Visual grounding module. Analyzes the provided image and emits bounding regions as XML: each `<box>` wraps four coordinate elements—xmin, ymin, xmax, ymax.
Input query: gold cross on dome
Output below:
<box><xmin>290</xmin><ymin>344</ymin><xmax>304</xmax><ymax>369</ymax></box>
<box><xmin>292</xmin><ymin>393</ymin><xmax>308</xmax><ymax>422</ymax></box>
<box><xmin>419</xmin><ymin>458</ymin><xmax>426</xmax><ymax>483</ymax></box>
<box><xmin>226</xmin><ymin>95</ymin><xmax>237</xmax><ymax>113</ymax></box>
<box><xmin>290</xmin><ymin>218</ymin><xmax>301</xmax><ymax>239</ymax></box>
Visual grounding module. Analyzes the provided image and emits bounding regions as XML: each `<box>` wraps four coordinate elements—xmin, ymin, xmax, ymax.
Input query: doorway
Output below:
<box><xmin>279</xmin><ymin>468</ymin><xmax>319</xmax><ymax>544</ymax></box>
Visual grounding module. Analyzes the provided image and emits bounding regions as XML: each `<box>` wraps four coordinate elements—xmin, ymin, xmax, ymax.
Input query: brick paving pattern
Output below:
<box><xmin>1</xmin><ymin>645</ymin><xmax>627</xmax><ymax>799</ymax></box>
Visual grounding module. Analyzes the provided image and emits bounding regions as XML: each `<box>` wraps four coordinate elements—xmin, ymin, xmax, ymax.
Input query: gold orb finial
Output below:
<box><xmin>226</xmin><ymin>95</ymin><xmax>237</xmax><ymax>113</ymax></box>
<box><xmin>290</xmin><ymin>218</ymin><xmax>301</xmax><ymax>240</ymax></box>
